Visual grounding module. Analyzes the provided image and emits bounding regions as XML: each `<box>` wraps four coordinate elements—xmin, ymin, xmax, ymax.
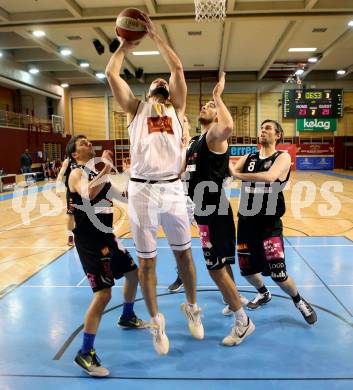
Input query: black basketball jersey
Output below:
<box><xmin>186</xmin><ymin>132</ymin><xmax>229</xmax><ymax>211</ymax></box>
<box><xmin>238</xmin><ymin>151</ymin><xmax>290</xmax><ymax>219</ymax></box>
<box><xmin>70</xmin><ymin>165</ymin><xmax>113</xmax><ymax>237</ymax></box>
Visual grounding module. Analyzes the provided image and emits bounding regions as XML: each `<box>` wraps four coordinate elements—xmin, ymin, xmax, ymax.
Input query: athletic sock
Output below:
<box><xmin>122</xmin><ymin>302</ymin><xmax>134</xmax><ymax>318</ymax></box>
<box><xmin>257</xmin><ymin>285</ymin><xmax>269</xmax><ymax>294</ymax></box>
<box><xmin>81</xmin><ymin>332</ymin><xmax>96</xmax><ymax>354</ymax></box>
<box><xmin>187</xmin><ymin>302</ymin><xmax>198</xmax><ymax>311</ymax></box>
<box><xmin>235</xmin><ymin>307</ymin><xmax>248</xmax><ymax>325</ymax></box>
<box><xmin>291</xmin><ymin>293</ymin><xmax>301</xmax><ymax>304</ymax></box>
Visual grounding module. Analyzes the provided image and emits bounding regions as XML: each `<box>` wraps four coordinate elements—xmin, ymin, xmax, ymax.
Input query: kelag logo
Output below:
<box><xmin>229</xmin><ymin>145</ymin><xmax>258</xmax><ymax>156</ymax></box>
<box><xmin>296</xmin><ymin>118</ymin><xmax>337</xmax><ymax>132</ymax></box>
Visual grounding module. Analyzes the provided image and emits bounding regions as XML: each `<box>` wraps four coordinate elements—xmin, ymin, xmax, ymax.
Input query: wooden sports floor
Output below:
<box><xmin>1</xmin><ymin>170</ymin><xmax>352</xmax><ymax>293</ymax></box>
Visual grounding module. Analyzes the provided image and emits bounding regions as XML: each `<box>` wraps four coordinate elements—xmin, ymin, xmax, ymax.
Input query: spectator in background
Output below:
<box><xmin>20</xmin><ymin>149</ymin><xmax>32</xmax><ymax>173</ymax></box>
<box><xmin>42</xmin><ymin>157</ymin><xmax>50</xmax><ymax>180</ymax></box>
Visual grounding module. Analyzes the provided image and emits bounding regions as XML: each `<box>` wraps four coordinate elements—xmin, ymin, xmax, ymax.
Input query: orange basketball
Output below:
<box><xmin>116</xmin><ymin>8</ymin><xmax>147</xmax><ymax>42</ymax></box>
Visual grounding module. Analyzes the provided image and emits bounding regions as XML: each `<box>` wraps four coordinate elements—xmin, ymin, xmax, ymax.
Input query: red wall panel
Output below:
<box><xmin>0</xmin><ymin>127</ymin><xmax>71</xmax><ymax>173</ymax></box>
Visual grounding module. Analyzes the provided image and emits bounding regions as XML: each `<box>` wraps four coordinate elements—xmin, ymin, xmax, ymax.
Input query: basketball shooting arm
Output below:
<box><xmin>231</xmin><ymin>152</ymin><xmax>291</xmax><ymax>183</ymax></box>
<box><xmin>105</xmin><ymin>40</ymin><xmax>139</xmax><ymax>122</ymax></box>
<box><xmin>68</xmin><ymin>151</ymin><xmax>113</xmax><ymax>200</ymax></box>
<box><xmin>142</xmin><ymin>14</ymin><xmax>187</xmax><ymax>117</ymax></box>
<box><xmin>206</xmin><ymin>72</ymin><xmax>233</xmax><ymax>153</ymax></box>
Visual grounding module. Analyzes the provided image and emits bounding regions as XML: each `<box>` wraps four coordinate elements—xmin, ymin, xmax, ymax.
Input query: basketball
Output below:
<box><xmin>116</xmin><ymin>8</ymin><xmax>147</xmax><ymax>42</ymax></box>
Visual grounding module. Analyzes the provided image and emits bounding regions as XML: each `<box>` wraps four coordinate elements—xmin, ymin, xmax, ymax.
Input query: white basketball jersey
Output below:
<box><xmin>128</xmin><ymin>101</ymin><xmax>183</xmax><ymax>180</ymax></box>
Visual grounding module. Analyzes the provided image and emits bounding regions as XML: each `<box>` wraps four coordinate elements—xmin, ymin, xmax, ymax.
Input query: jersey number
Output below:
<box><xmin>248</xmin><ymin>161</ymin><xmax>256</xmax><ymax>172</ymax></box>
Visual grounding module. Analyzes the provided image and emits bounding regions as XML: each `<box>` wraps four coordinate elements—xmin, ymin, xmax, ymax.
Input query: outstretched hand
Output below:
<box><xmin>117</xmin><ymin>36</ymin><xmax>141</xmax><ymax>51</ymax></box>
<box><xmin>139</xmin><ymin>13</ymin><xmax>159</xmax><ymax>40</ymax></box>
<box><xmin>213</xmin><ymin>72</ymin><xmax>226</xmax><ymax>98</ymax></box>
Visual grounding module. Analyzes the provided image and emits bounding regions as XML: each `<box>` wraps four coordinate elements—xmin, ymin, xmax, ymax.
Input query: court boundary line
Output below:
<box><xmin>2</xmin><ymin>243</ymin><xmax>353</xmax><ymax>249</ymax></box>
<box><xmin>0</xmin><ymin>248</ymin><xmax>74</xmax><ymax>300</ymax></box>
<box><xmin>52</xmin><ymin>289</ymin><xmax>353</xmax><ymax>361</ymax></box>
<box><xmin>19</xmin><ymin>284</ymin><xmax>353</xmax><ymax>288</ymax></box>
<box><xmin>0</xmin><ymin>374</ymin><xmax>353</xmax><ymax>381</ymax></box>
<box><xmin>284</xmin><ymin>237</ymin><xmax>353</xmax><ymax>318</ymax></box>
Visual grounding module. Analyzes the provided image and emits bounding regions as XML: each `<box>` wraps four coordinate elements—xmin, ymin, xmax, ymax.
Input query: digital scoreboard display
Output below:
<box><xmin>282</xmin><ymin>89</ymin><xmax>343</xmax><ymax>118</ymax></box>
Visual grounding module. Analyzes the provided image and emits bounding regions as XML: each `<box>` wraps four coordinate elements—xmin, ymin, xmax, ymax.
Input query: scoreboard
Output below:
<box><xmin>283</xmin><ymin>89</ymin><xmax>343</xmax><ymax>118</ymax></box>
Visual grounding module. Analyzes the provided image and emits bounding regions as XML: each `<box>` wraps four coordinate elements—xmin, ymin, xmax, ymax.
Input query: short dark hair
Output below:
<box><xmin>66</xmin><ymin>134</ymin><xmax>86</xmax><ymax>161</ymax></box>
<box><xmin>261</xmin><ymin>119</ymin><xmax>284</xmax><ymax>145</ymax></box>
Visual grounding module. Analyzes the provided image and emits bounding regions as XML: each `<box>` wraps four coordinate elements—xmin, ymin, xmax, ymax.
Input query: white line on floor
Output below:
<box><xmin>76</xmin><ymin>276</ymin><xmax>87</xmax><ymax>287</ymax></box>
<box><xmin>19</xmin><ymin>284</ymin><xmax>353</xmax><ymax>288</ymax></box>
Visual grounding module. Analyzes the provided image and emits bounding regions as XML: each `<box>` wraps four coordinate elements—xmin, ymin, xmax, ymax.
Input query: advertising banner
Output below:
<box><xmin>296</xmin><ymin>118</ymin><xmax>337</xmax><ymax>132</ymax></box>
<box><xmin>297</xmin><ymin>143</ymin><xmax>334</xmax><ymax>156</ymax></box>
<box><xmin>275</xmin><ymin>144</ymin><xmax>296</xmax><ymax>171</ymax></box>
<box><xmin>229</xmin><ymin>144</ymin><xmax>296</xmax><ymax>170</ymax></box>
<box><xmin>229</xmin><ymin>144</ymin><xmax>258</xmax><ymax>163</ymax></box>
<box><xmin>296</xmin><ymin>156</ymin><xmax>334</xmax><ymax>170</ymax></box>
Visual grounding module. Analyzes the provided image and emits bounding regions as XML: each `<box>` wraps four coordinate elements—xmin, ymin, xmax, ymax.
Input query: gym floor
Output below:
<box><xmin>1</xmin><ymin>171</ymin><xmax>353</xmax><ymax>389</ymax></box>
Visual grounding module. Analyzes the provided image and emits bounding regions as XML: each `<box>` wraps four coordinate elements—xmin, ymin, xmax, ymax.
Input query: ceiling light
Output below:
<box><xmin>32</xmin><ymin>30</ymin><xmax>46</xmax><ymax>37</ymax></box>
<box><xmin>60</xmin><ymin>48</ymin><xmax>72</xmax><ymax>56</ymax></box>
<box><xmin>337</xmin><ymin>69</ymin><xmax>346</xmax><ymax>75</ymax></box>
<box><xmin>0</xmin><ymin>51</ymin><xmax>3</xmax><ymax>58</ymax></box>
<box><xmin>61</xmin><ymin>83</ymin><xmax>69</xmax><ymax>88</ymax></box>
<box><xmin>288</xmin><ymin>48</ymin><xmax>317</xmax><ymax>52</ymax></box>
<box><xmin>96</xmin><ymin>72</ymin><xmax>106</xmax><ymax>79</ymax></box>
<box><xmin>308</xmin><ymin>57</ymin><xmax>318</xmax><ymax>63</ymax></box>
<box><xmin>29</xmin><ymin>67</ymin><xmax>39</xmax><ymax>74</ymax></box>
<box><xmin>348</xmin><ymin>20</ymin><xmax>353</xmax><ymax>27</ymax></box>
<box><xmin>295</xmin><ymin>69</ymin><xmax>305</xmax><ymax>75</ymax></box>
<box><xmin>79</xmin><ymin>62</ymin><xmax>90</xmax><ymax>68</ymax></box>
<box><xmin>132</xmin><ymin>51</ymin><xmax>160</xmax><ymax>56</ymax></box>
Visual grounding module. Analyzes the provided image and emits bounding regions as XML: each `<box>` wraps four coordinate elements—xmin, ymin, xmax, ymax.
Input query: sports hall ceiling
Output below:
<box><xmin>0</xmin><ymin>0</ymin><xmax>353</xmax><ymax>87</ymax></box>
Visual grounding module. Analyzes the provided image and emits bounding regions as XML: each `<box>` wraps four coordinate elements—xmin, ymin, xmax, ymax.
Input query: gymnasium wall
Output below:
<box><xmin>0</xmin><ymin>127</ymin><xmax>70</xmax><ymax>173</ymax></box>
<box><xmin>0</xmin><ymin>87</ymin><xmax>14</xmax><ymax>111</ymax></box>
<box><xmin>68</xmin><ymin>85</ymin><xmax>353</xmax><ymax>139</ymax></box>
<box><xmin>72</xmin><ymin>97</ymin><xmax>106</xmax><ymax>140</ymax></box>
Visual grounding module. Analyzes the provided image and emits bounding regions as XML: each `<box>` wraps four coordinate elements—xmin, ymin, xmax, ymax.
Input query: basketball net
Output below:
<box><xmin>194</xmin><ymin>0</ymin><xmax>226</xmax><ymax>22</ymax></box>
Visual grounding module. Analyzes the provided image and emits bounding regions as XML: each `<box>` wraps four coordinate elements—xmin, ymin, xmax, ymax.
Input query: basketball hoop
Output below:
<box><xmin>194</xmin><ymin>0</ymin><xmax>226</xmax><ymax>22</ymax></box>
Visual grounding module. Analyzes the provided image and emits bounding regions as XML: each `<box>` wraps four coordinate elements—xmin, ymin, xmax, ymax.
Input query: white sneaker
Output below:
<box><xmin>150</xmin><ymin>313</ymin><xmax>169</xmax><ymax>355</ymax></box>
<box><xmin>181</xmin><ymin>303</ymin><xmax>204</xmax><ymax>340</ymax></box>
<box><xmin>222</xmin><ymin>317</ymin><xmax>255</xmax><ymax>346</ymax></box>
<box><xmin>247</xmin><ymin>291</ymin><xmax>271</xmax><ymax>310</ymax></box>
<box><xmin>222</xmin><ymin>294</ymin><xmax>249</xmax><ymax>316</ymax></box>
<box><xmin>222</xmin><ymin>304</ymin><xmax>233</xmax><ymax>316</ymax></box>
<box><xmin>239</xmin><ymin>294</ymin><xmax>249</xmax><ymax>306</ymax></box>
<box><xmin>295</xmin><ymin>298</ymin><xmax>317</xmax><ymax>325</ymax></box>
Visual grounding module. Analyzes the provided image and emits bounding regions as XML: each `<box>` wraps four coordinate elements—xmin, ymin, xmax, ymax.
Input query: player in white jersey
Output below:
<box><xmin>106</xmin><ymin>14</ymin><xmax>204</xmax><ymax>355</ymax></box>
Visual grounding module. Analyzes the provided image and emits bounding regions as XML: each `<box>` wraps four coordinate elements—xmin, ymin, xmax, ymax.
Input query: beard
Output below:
<box><xmin>198</xmin><ymin>115</ymin><xmax>213</xmax><ymax>126</ymax></box>
<box><xmin>88</xmin><ymin>150</ymin><xmax>96</xmax><ymax>159</ymax></box>
<box><xmin>149</xmin><ymin>86</ymin><xmax>169</xmax><ymax>99</ymax></box>
<box><xmin>259</xmin><ymin>136</ymin><xmax>270</xmax><ymax>146</ymax></box>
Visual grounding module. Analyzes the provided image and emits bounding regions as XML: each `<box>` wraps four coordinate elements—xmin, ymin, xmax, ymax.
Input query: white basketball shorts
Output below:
<box><xmin>128</xmin><ymin>179</ymin><xmax>192</xmax><ymax>259</ymax></box>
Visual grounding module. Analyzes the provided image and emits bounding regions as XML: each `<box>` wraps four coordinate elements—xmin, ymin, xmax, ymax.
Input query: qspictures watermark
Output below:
<box><xmin>10</xmin><ymin>159</ymin><xmax>345</xmax><ymax>231</ymax></box>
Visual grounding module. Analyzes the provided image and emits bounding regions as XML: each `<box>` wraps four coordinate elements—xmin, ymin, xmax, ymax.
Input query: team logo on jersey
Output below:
<box><xmin>147</xmin><ymin>116</ymin><xmax>174</xmax><ymax>134</ymax></box>
<box><xmin>263</xmin><ymin>160</ymin><xmax>273</xmax><ymax>169</ymax></box>
<box><xmin>101</xmin><ymin>246</ymin><xmax>110</xmax><ymax>256</ymax></box>
<box><xmin>187</xmin><ymin>139</ymin><xmax>195</xmax><ymax>150</ymax></box>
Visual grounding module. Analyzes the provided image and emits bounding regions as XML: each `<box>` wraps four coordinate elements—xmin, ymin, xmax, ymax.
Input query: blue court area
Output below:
<box><xmin>0</xmin><ymin>183</ymin><xmax>55</xmax><ymax>202</ymax></box>
<box><xmin>1</xmin><ymin>237</ymin><xmax>353</xmax><ymax>389</ymax></box>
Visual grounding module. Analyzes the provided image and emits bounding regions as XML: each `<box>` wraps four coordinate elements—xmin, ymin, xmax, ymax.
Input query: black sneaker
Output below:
<box><xmin>74</xmin><ymin>349</ymin><xmax>109</xmax><ymax>377</ymax></box>
<box><xmin>247</xmin><ymin>291</ymin><xmax>272</xmax><ymax>310</ymax></box>
<box><xmin>118</xmin><ymin>314</ymin><xmax>147</xmax><ymax>329</ymax></box>
<box><xmin>168</xmin><ymin>276</ymin><xmax>183</xmax><ymax>292</ymax></box>
<box><xmin>295</xmin><ymin>298</ymin><xmax>317</xmax><ymax>325</ymax></box>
